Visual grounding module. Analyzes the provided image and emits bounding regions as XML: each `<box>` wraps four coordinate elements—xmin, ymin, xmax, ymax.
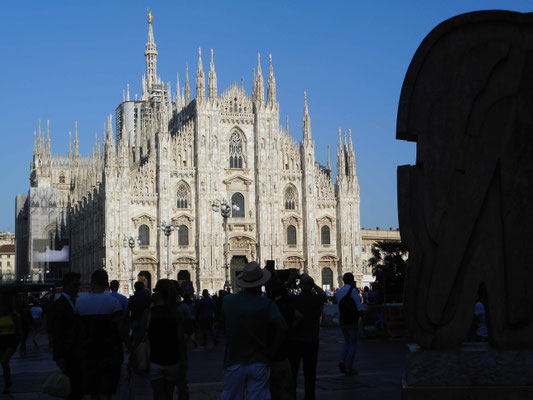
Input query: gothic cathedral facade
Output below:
<box><xmin>15</xmin><ymin>15</ymin><xmax>362</xmax><ymax>293</ymax></box>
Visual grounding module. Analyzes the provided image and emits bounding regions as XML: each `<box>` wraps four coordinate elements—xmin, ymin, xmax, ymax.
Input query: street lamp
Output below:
<box><xmin>123</xmin><ymin>236</ymin><xmax>140</xmax><ymax>293</ymax></box>
<box><xmin>157</xmin><ymin>221</ymin><xmax>177</xmax><ymax>281</ymax></box>
<box><xmin>212</xmin><ymin>199</ymin><xmax>240</xmax><ymax>290</ymax></box>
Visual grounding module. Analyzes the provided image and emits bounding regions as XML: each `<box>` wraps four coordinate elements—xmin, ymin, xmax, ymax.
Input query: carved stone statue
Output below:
<box><xmin>398</xmin><ymin>11</ymin><xmax>533</xmax><ymax>349</ymax></box>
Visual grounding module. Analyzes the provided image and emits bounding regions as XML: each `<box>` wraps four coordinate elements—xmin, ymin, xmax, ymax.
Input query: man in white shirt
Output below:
<box><xmin>334</xmin><ymin>273</ymin><xmax>362</xmax><ymax>376</ymax></box>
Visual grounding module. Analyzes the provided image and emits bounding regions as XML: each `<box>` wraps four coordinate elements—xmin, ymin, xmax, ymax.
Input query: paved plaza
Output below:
<box><xmin>1</xmin><ymin>328</ymin><xmax>406</xmax><ymax>400</ymax></box>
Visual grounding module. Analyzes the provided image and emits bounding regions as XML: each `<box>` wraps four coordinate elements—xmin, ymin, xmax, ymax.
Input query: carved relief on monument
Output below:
<box><xmin>397</xmin><ymin>10</ymin><xmax>533</xmax><ymax>349</ymax></box>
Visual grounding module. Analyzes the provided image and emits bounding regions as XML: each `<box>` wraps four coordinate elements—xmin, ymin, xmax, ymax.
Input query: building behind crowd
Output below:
<box><xmin>0</xmin><ymin>244</ymin><xmax>15</xmax><ymax>283</ymax></box>
<box><xmin>15</xmin><ymin>13</ymin><xmax>362</xmax><ymax>293</ymax></box>
<box><xmin>360</xmin><ymin>227</ymin><xmax>402</xmax><ymax>289</ymax></box>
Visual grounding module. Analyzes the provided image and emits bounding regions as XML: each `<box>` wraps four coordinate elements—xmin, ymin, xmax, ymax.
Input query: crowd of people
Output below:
<box><xmin>0</xmin><ymin>263</ymin><xmax>368</xmax><ymax>399</ymax></box>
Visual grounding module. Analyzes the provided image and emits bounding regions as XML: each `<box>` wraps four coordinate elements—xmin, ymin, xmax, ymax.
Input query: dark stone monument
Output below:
<box><xmin>397</xmin><ymin>10</ymin><xmax>533</xmax><ymax>399</ymax></box>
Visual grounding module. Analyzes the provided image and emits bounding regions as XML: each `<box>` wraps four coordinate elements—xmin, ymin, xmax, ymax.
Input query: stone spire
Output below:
<box><xmin>252</xmin><ymin>53</ymin><xmax>264</xmax><ymax>105</ymax></box>
<box><xmin>37</xmin><ymin>120</ymin><xmax>42</xmax><ymax>152</ymax></box>
<box><xmin>267</xmin><ymin>54</ymin><xmax>277</xmax><ymax>108</ymax></box>
<box><xmin>46</xmin><ymin>120</ymin><xmax>51</xmax><ymax>154</ymax></box>
<box><xmin>105</xmin><ymin>114</ymin><xmax>116</xmax><ymax>163</ymax></box>
<box><xmin>196</xmin><ymin>48</ymin><xmax>205</xmax><ymax>102</ymax></box>
<box><xmin>302</xmin><ymin>92</ymin><xmax>311</xmax><ymax>140</ymax></box>
<box><xmin>337</xmin><ymin>128</ymin><xmax>345</xmax><ymax>176</ymax></box>
<box><xmin>286</xmin><ymin>115</ymin><xmax>290</xmax><ymax>135</ymax></box>
<box><xmin>74</xmin><ymin>122</ymin><xmax>79</xmax><ymax>157</ymax></box>
<box><xmin>348</xmin><ymin>128</ymin><xmax>356</xmax><ymax>176</ymax></box>
<box><xmin>175</xmin><ymin>72</ymin><xmax>181</xmax><ymax>106</ymax></box>
<box><xmin>145</xmin><ymin>10</ymin><xmax>158</xmax><ymax>88</ymax></box>
<box><xmin>184</xmin><ymin>63</ymin><xmax>191</xmax><ymax>104</ymax></box>
<box><xmin>208</xmin><ymin>48</ymin><xmax>217</xmax><ymax>102</ymax></box>
<box><xmin>327</xmin><ymin>145</ymin><xmax>331</xmax><ymax>171</ymax></box>
<box><xmin>68</xmin><ymin>131</ymin><xmax>72</xmax><ymax>158</ymax></box>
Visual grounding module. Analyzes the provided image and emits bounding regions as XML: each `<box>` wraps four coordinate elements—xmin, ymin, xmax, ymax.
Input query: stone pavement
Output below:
<box><xmin>0</xmin><ymin>328</ymin><xmax>406</xmax><ymax>399</ymax></box>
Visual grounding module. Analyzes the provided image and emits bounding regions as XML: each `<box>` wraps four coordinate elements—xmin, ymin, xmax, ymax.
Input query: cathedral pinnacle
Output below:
<box><xmin>74</xmin><ymin>122</ymin><xmax>79</xmax><ymax>157</ymax></box>
<box><xmin>337</xmin><ymin>128</ymin><xmax>345</xmax><ymax>176</ymax></box>
<box><xmin>68</xmin><ymin>131</ymin><xmax>72</xmax><ymax>159</ymax></box>
<box><xmin>302</xmin><ymin>92</ymin><xmax>311</xmax><ymax>140</ymax></box>
<box><xmin>267</xmin><ymin>54</ymin><xmax>277</xmax><ymax>108</ymax></box>
<box><xmin>253</xmin><ymin>53</ymin><xmax>264</xmax><ymax>104</ymax></box>
<box><xmin>185</xmin><ymin>63</ymin><xmax>191</xmax><ymax>104</ymax></box>
<box><xmin>327</xmin><ymin>145</ymin><xmax>331</xmax><ymax>171</ymax></box>
<box><xmin>196</xmin><ymin>48</ymin><xmax>205</xmax><ymax>101</ymax></box>
<box><xmin>208</xmin><ymin>48</ymin><xmax>217</xmax><ymax>102</ymax></box>
<box><xmin>46</xmin><ymin>120</ymin><xmax>51</xmax><ymax>154</ymax></box>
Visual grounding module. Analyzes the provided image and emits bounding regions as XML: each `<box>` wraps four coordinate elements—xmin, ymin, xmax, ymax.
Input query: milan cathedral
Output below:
<box><xmin>16</xmin><ymin>13</ymin><xmax>362</xmax><ymax>293</ymax></box>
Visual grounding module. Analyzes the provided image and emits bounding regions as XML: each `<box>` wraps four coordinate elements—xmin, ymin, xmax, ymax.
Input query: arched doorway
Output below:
<box><xmin>177</xmin><ymin>270</ymin><xmax>191</xmax><ymax>282</ymax></box>
<box><xmin>322</xmin><ymin>267</ymin><xmax>333</xmax><ymax>290</ymax></box>
<box><xmin>230</xmin><ymin>256</ymin><xmax>248</xmax><ymax>291</ymax></box>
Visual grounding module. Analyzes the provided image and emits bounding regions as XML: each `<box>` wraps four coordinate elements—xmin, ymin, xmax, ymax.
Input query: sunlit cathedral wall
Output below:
<box><xmin>16</xmin><ymin>14</ymin><xmax>362</xmax><ymax>293</ymax></box>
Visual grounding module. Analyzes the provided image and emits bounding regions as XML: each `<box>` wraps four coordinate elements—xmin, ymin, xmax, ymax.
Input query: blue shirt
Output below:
<box><xmin>75</xmin><ymin>293</ymin><xmax>122</xmax><ymax>316</ymax></box>
<box><xmin>222</xmin><ymin>292</ymin><xmax>282</xmax><ymax>368</ymax></box>
<box><xmin>110</xmin><ymin>291</ymin><xmax>128</xmax><ymax>313</ymax></box>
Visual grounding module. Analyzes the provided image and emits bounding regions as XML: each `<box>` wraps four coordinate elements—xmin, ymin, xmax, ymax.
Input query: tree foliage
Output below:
<box><xmin>368</xmin><ymin>240</ymin><xmax>408</xmax><ymax>304</ymax></box>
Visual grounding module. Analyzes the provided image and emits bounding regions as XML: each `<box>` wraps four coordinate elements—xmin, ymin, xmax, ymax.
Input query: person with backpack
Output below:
<box><xmin>335</xmin><ymin>273</ymin><xmax>362</xmax><ymax>376</ymax></box>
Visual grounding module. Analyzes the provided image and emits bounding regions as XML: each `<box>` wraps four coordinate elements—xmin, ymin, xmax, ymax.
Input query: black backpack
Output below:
<box><xmin>338</xmin><ymin>286</ymin><xmax>360</xmax><ymax>324</ymax></box>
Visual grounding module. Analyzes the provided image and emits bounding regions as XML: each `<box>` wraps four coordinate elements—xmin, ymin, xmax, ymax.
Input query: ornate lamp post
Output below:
<box><xmin>157</xmin><ymin>221</ymin><xmax>177</xmax><ymax>281</ymax></box>
<box><xmin>212</xmin><ymin>199</ymin><xmax>240</xmax><ymax>290</ymax></box>
<box><xmin>123</xmin><ymin>236</ymin><xmax>140</xmax><ymax>293</ymax></box>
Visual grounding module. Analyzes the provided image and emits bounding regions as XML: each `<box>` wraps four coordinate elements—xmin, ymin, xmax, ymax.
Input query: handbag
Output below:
<box><xmin>131</xmin><ymin>308</ymin><xmax>151</xmax><ymax>375</ymax></box>
<box><xmin>42</xmin><ymin>371</ymin><xmax>70</xmax><ymax>398</ymax></box>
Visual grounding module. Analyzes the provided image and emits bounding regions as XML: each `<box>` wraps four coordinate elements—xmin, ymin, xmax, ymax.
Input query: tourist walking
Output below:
<box><xmin>128</xmin><ymin>281</ymin><xmax>151</xmax><ymax>335</ymax></box>
<box><xmin>0</xmin><ymin>293</ymin><xmax>22</xmax><ymax>394</ymax></box>
<box><xmin>222</xmin><ymin>261</ymin><xmax>287</xmax><ymax>400</ymax></box>
<box><xmin>48</xmin><ymin>272</ymin><xmax>83</xmax><ymax>400</ymax></box>
<box><xmin>197</xmin><ymin>289</ymin><xmax>216</xmax><ymax>347</ymax></box>
<box><xmin>109</xmin><ymin>280</ymin><xmax>128</xmax><ymax>313</ymax></box>
<box><xmin>76</xmin><ymin>269</ymin><xmax>130</xmax><ymax>400</ymax></box>
<box><xmin>288</xmin><ymin>274</ymin><xmax>327</xmax><ymax>400</ymax></box>
<box><xmin>335</xmin><ymin>273</ymin><xmax>362</xmax><ymax>376</ymax></box>
<box><xmin>134</xmin><ymin>279</ymin><xmax>188</xmax><ymax>400</ymax></box>
<box><xmin>29</xmin><ymin>301</ymin><xmax>43</xmax><ymax>347</ymax></box>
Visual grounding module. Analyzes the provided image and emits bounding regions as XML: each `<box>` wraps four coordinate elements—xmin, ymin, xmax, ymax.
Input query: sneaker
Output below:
<box><xmin>338</xmin><ymin>362</ymin><xmax>346</xmax><ymax>373</ymax></box>
<box><xmin>345</xmin><ymin>368</ymin><xmax>359</xmax><ymax>376</ymax></box>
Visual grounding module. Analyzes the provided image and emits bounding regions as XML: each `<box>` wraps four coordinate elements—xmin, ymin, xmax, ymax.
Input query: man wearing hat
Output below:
<box><xmin>221</xmin><ymin>261</ymin><xmax>287</xmax><ymax>400</ymax></box>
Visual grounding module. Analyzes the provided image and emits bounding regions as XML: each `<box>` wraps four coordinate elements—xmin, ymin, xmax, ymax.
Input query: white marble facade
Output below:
<box><xmin>18</xmin><ymin>14</ymin><xmax>362</xmax><ymax>293</ymax></box>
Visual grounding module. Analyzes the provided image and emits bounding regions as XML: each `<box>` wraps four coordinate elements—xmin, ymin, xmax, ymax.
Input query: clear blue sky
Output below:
<box><xmin>1</xmin><ymin>0</ymin><xmax>531</xmax><ymax>232</ymax></box>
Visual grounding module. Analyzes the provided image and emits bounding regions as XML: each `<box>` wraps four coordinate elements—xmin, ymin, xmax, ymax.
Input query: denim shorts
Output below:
<box><xmin>222</xmin><ymin>363</ymin><xmax>270</xmax><ymax>400</ymax></box>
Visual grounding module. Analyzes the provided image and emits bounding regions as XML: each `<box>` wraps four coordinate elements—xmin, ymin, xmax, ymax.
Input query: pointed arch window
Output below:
<box><xmin>284</xmin><ymin>186</ymin><xmax>297</xmax><ymax>210</ymax></box>
<box><xmin>287</xmin><ymin>225</ymin><xmax>297</xmax><ymax>245</ymax></box>
<box><xmin>139</xmin><ymin>225</ymin><xmax>150</xmax><ymax>246</ymax></box>
<box><xmin>178</xmin><ymin>225</ymin><xmax>189</xmax><ymax>246</ymax></box>
<box><xmin>231</xmin><ymin>192</ymin><xmax>245</xmax><ymax>218</ymax></box>
<box><xmin>321</xmin><ymin>225</ymin><xmax>331</xmax><ymax>245</ymax></box>
<box><xmin>229</xmin><ymin>131</ymin><xmax>244</xmax><ymax>169</ymax></box>
<box><xmin>177</xmin><ymin>183</ymin><xmax>190</xmax><ymax>209</ymax></box>
<box><xmin>59</xmin><ymin>174</ymin><xmax>65</xmax><ymax>184</ymax></box>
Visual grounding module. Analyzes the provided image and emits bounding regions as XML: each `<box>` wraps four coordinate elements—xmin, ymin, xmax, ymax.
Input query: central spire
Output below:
<box><xmin>145</xmin><ymin>10</ymin><xmax>158</xmax><ymax>88</ymax></box>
